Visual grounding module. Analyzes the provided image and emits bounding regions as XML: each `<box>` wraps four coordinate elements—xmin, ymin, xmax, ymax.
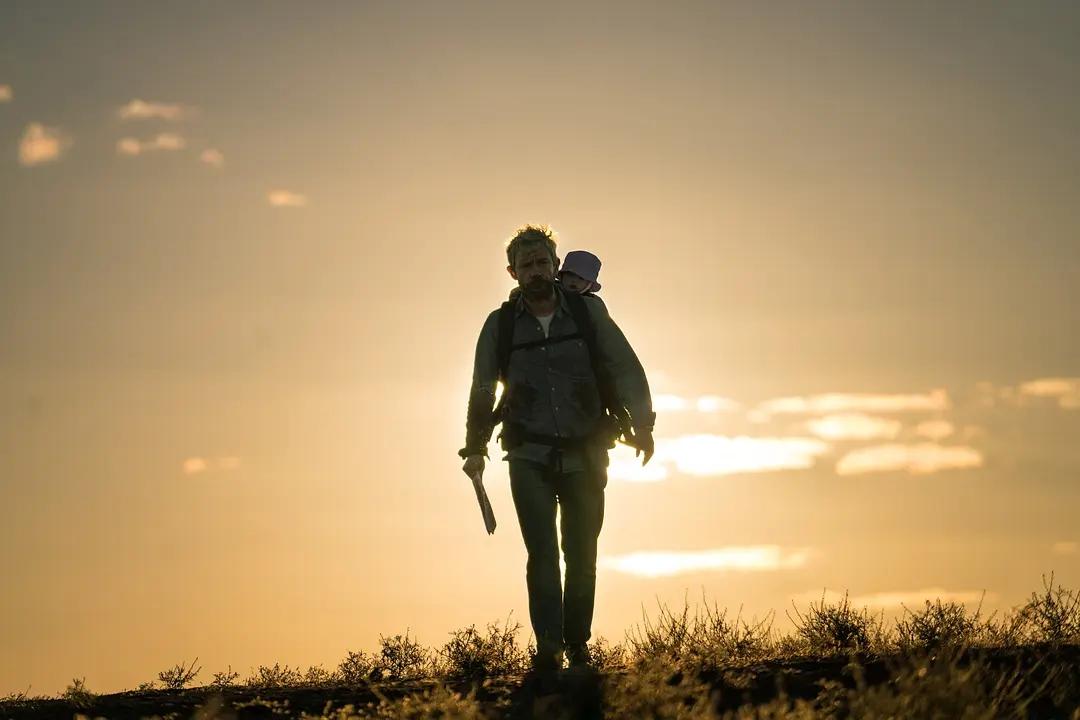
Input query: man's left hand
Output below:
<box><xmin>633</xmin><ymin>429</ymin><xmax>654</xmax><ymax>466</ymax></box>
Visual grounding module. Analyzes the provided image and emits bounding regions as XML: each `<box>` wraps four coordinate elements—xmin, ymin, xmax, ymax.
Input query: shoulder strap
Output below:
<box><xmin>564</xmin><ymin>292</ymin><xmax>621</xmax><ymax>415</ymax></box>
<box><xmin>496</xmin><ymin>300</ymin><xmax>516</xmax><ymax>384</ymax></box>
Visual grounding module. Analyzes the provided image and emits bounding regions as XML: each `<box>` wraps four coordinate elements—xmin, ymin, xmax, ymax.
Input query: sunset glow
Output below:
<box><xmin>2</xmin><ymin>1</ymin><xmax>1078</xmax><ymax>697</ymax></box>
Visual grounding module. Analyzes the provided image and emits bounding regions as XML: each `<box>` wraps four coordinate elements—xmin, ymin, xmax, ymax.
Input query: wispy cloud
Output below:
<box><xmin>117</xmin><ymin>133</ymin><xmax>186</xmax><ymax>156</ymax></box>
<box><xmin>200</xmin><ymin>148</ymin><xmax>224</xmax><ymax>168</ymax></box>
<box><xmin>117</xmin><ymin>99</ymin><xmax>192</xmax><ymax>121</ymax></box>
<box><xmin>1019</xmin><ymin>377</ymin><xmax>1080</xmax><ymax>409</ymax></box>
<box><xmin>1052</xmin><ymin>541</ymin><xmax>1078</xmax><ymax>556</ymax></box>
<box><xmin>0</xmin><ymin>84</ymin><xmax>12</xmax><ymax>102</ymax></box>
<box><xmin>793</xmin><ymin>588</ymin><xmax>993</xmax><ymax>608</ymax></box>
<box><xmin>835</xmin><ymin>443</ymin><xmax>982</xmax><ymax>476</ymax></box>
<box><xmin>182</xmin><ymin>456</ymin><xmax>243</xmax><ymax>474</ymax></box>
<box><xmin>806</xmin><ymin>413</ymin><xmax>901</xmax><ymax>440</ymax></box>
<box><xmin>914</xmin><ymin>419</ymin><xmax>955</xmax><ymax>441</ymax></box>
<box><xmin>654</xmin><ymin>394</ymin><xmax>741</xmax><ymax>413</ymax></box>
<box><xmin>607</xmin><ymin>434</ymin><xmax>830</xmax><ymax>483</ymax></box>
<box><xmin>756</xmin><ymin>390</ymin><xmax>949</xmax><ymax>417</ymax></box>
<box><xmin>267</xmin><ymin>190</ymin><xmax>308</xmax><ymax>207</ymax></box>
<box><xmin>18</xmin><ymin>123</ymin><xmax>71</xmax><ymax>166</ymax></box>
<box><xmin>602</xmin><ymin>545</ymin><xmax>813</xmax><ymax>578</ymax></box>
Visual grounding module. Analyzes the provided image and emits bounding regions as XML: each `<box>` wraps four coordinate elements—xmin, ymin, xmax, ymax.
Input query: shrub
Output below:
<box><xmin>628</xmin><ymin>596</ymin><xmax>777</xmax><ymax>671</ymax></box>
<box><xmin>158</xmin><ymin>656</ymin><xmax>202</xmax><ymax>690</ymax></box>
<box><xmin>244</xmin><ymin>663</ymin><xmax>305</xmax><ymax>688</ymax></box>
<box><xmin>210</xmin><ymin>666</ymin><xmax>240</xmax><ymax>688</ymax></box>
<box><xmin>337</xmin><ymin>650</ymin><xmax>378</xmax><ymax>684</ymax></box>
<box><xmin>588</xmin><ymin>636</ymin><xmax>629</xmax><ymax>673</ymax></box>
<box><xmin>896</xmin><ymin>597</ymin><xmax>984</xmax><ymax>652</ymax></box>
<box><xmin>627</xmin><ymin>598</ymin><xmax>696</xmax><ymax>665</ymax></box>
<box><xmin>373</xmin><ymin>631</ymin><xmax>431</xmax><ymax>681</ymax></box>
<box><xmin>1020</xmin><ymin>573</ymin><xmax>1080</xmax><ymax>645</ymax></box>
<box><xmin>787</xmin><ymin>592</ymin><xmax>887</xmax><ymax>656</ymax></box>
<box><xmin>61</xmin><ymin>677</ymin><xmax>95</xmax><ymax>710</ymax></box>
<box><xmin>438</xmin><ymin>618</ymin><xmax>530</xmax><ymax>679</ymax></box>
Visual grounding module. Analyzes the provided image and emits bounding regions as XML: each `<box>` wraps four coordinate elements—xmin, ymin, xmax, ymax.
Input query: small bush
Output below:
<box><xmin>627</xmin><ymin>598</ymin><xmax>696</xmax><ymax>665</ymax></box>
<box><xmin>978</xmin><ymin>608</ymin><xmax>1031</xmax><ymax>648</ymax></box>
<box><xmin>210</xmin><ymin>666</ymin><xmax>240</xmax><ymax>688</ymax></box>
<box><xmin>300</xmin><ymin>665</ymin><xmax>339</xmax><ymax>687</ymax></box>
<box><xmin>244</xmin><ymin>663</ymin><xmax>304</xmax><ymax>688</ymax></box>
<box><xmin>627</xmin><ymin>596</ymin><xmax>777</xmax><ymax>671</ymax></box>
<box><xmin>158</xmin><ymin>656</ymin><xmax>202</xmax><ymax>690</ymax></box>
<box><xmin>373</xmin><ymin>631</ymin><xmax>431</xmax><ymax>681</ymax></box>
<box><xmin>896</xmin><ymin>597</ymin><xmax>984</xmax><ymax>652</ymax></box>
<box><xmin>787</xmin><ymin>592</ymin><xmax>887</xmax><ymax>656</ymax></box>
<box><xmin>1020</xmin><ymin>573</ymin><xmax>1080</xmax><ymax>645</ymax></box>
<box><xmin>61</xmin><ymin>677</ymin><xmax>95</xmax><ymax>709</ymax></box>
<box><xmin>589</xmin><ymin>636</ymin><xmax>629</xmax><ymax>673</ymax></box>
<box><xmin>438</xmin><ymin>618</ymin><xmax>529</xmax><ymax>679</ymax></box>
<box><xmin>337</xmin><ymin>650</ymin><xmax>378</xmax><ymax>683</ymax></box>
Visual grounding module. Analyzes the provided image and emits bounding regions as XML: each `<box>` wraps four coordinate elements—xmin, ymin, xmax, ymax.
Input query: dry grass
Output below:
<box><xmin>3</xmin><ymin>577</ymin><xmax>1079</xmax><ymax>718</ymax></box>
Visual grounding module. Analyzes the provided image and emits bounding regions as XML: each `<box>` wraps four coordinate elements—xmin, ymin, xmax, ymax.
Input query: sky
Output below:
<box><xmin>1</xmin><ymin>0</ymin><xmax>1079</xmax><ymax>696</ymax></box>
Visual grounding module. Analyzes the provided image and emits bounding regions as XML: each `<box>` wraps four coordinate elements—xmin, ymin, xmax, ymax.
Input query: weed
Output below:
<box><xmin>896</xmin><ymin>596</ymin><xmax>984</xmax><ymax>652</ymax></box>
<box><xmin>438</xmin><ymin>617</ymin><xmax>529</xmax><ymax>679</ymax></box>
<box><xmin>158</xmin><ymin>656</ymin><xmax>202</xmax><ymax>690</ymax></box>
<box><xmin>337</xmin><ymin>650</ymin><xmax>379</xmax><ymax>684</ymax></box>
<box><xmin>373</xmin><ymin>630</ymin><xmax>431</xmax><ymax>681</ymax></box>
<box><xmin>1020</xmin><ymin>573</ymin><xmax>1080</xmax><ymax>645</ymax></box>
<box><xmin>787</xmin><ymin>591</ymin><xmax>887</xmax><ymax>656</ymax></box>
<box><xmin>244</xmin><ymin>663</ymin><xmax>305</xmax><ymax>688</ymax></box>
<box><xmin>210</xmin><ymin>665</ymin><xmax>240</xmax><ymax>688</ymax></box>
<box><xmin>61</xmin><ymin>677</ymin><xmax>95</xmax><ymax>710</ymax></box>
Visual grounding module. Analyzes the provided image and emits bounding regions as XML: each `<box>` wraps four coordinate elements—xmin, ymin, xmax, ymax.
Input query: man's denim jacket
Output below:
<box><xmin>462</xmin><ymin>286</ymin><xmax>653</xmax><ymax>473</ymax></box>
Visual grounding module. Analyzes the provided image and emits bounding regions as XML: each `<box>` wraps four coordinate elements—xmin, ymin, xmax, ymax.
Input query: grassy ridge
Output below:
<box><xmin>2</xmin><ymin>575</ymin><xmax>1079</xmax><ymax>718</ymax></box>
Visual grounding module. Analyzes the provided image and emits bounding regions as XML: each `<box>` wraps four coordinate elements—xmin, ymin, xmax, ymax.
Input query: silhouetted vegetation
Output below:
<box><xmin>3</xmin><ymin>576</ymin><xmax>1079</xmax><ymax>718</ymax></box>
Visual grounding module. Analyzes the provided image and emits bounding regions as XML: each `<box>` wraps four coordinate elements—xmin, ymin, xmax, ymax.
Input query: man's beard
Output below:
<box><xmin>523</xmin><ymin>276</ymin><xmax>555</xmax><ymax>299</ymax></box>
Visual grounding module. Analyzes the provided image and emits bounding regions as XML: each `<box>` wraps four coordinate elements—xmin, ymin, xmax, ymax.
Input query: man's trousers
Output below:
<box><xmin>508</xmin><ymin>455</ymin><xmax>605</xmax><ymax>663</ymax></box>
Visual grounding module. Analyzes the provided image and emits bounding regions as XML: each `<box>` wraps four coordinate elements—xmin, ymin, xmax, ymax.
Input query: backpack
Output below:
<box><xmin>492</xmin><ymin>290</ymin><xmax>626</xmax><ymax>449</ymax></box>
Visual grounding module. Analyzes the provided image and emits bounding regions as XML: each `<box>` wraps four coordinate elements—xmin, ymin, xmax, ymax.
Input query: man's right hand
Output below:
<box><xmin>462</xmin><ymin>454</ymin><xmax>486</xmax><ymax>480</ymax></box>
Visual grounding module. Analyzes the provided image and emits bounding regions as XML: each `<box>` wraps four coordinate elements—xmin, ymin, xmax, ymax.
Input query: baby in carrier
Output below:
<box><xmin>508</xmin><ymin>250</ymin><xmax>604</xmax><ymax>303</ymax></box>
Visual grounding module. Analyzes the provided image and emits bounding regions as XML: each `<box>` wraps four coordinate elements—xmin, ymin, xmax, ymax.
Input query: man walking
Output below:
<box><xmin>459</xmin><ymin>224</ymin><xmax>654</xmax><ymax>678</ymax></box>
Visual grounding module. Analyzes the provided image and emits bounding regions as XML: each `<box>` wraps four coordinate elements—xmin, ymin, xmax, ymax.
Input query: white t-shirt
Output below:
<box><xmin>537</xmin><ymin>312</ymin><xmax>554</xmax><ymax>338</ymax></box>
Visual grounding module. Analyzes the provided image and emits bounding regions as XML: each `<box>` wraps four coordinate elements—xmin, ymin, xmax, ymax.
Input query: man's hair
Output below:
<box><xmin>505</xmin><ymin>224</ymin><xmax>558</xmax><ymax>270</ymax></box>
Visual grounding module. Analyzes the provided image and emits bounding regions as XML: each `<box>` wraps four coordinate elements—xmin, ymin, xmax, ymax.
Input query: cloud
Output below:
<box><xmin>0</xmin><ymin>84</ymin><xmax>11</xmax><ymax>102</ymax></box>
<box><xmin>914</xmin><ymin>419</ymin><xmax>955</xmax><ymax>441</ymax></box>
<box><xmin>1052</xmin><ymin>541</ymin><xmax>1078</xmax><ymax>555</ymax></box>
<box><xmin>756</xmin><ymin>389</ymin><xmax>949</xmax><ymax>417</ymax></box>
<box><xmin>1018</xmin><ymin>377</ymin><xmax>1080</xmax><ymax>409</ymax></box>
<box><xmin>601</xmin><ymin>545</ymin><xmax>813</xmax><ymax>578</ymax></box>
<box><xmin>607</xmin><ymin>434</ymin><xmax>830</xmax><ymax>483</ymax></box>
<box><xmin>182</xmin><ymin>456</ymin><xmax>242</xmax><ymax>474</ymax></box>
<box><xmin>806</xmin><ymin>413</ymin><xmax>902</xmax><ymax>440</ymax></box>
<box><xmin>835</xmin><ymin>443</ymin><xmax>983</xmax><ymax>476</ymax></box>
<box><xmin>117</xmin><ymin>99</ymin><xmax>191</xmax><ymax>121</ymax></box>
<box><xmin>654</xmin><ymin>394</ymin><xmax>741</xmax><ymax>413</ymax></box>
<box><xmin>18</xmin><ymin>123</ymin><xmax>71</xmax><ymax>166</ymax></box>
<box><xmin>117</xmin><ymin>133</ymin><xmax>186</xmax><ymax>156</ymax></box>
<box><xmin>793</xmin><ymin>588</ymin><xmax>993</xmax><ymax>609</ymax></box>
<box><xmin>200</xmin><ymin>148</ymin><xmax>224</xmax><ymax>168</ymax></box>
<box><xmin>697</xmin><ymin>395</ymin><xmax>741</xmax><ymax>413</ymax></box>
<box><xmin>654</xmin><ymin>394</ymin><xmax>690</xmax><ymax>412</ymax></box>
<box><xmin>267</xmin><ymin>190</ymin><xmax>308</xmax><ymax>207</ymax></box>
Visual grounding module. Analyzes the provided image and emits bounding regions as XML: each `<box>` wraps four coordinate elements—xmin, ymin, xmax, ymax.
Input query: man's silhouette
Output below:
<box><xmin>460</xmin><ymin>224</ymin><xmax>654</xmax><ymax>677</ymax></box>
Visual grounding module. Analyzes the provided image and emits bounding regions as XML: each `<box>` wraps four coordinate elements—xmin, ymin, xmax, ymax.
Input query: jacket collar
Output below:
<box><xmin>514</xmin><ymin>283</ymin><xmax>569</xmax><ymax>317</ymax></box>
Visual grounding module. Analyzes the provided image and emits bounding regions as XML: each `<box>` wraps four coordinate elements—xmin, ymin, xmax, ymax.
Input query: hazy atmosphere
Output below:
<box><xmin>1</xmin><ymin>0</ymin><xmax>1078</xmax><ymax>696</ymax></box>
